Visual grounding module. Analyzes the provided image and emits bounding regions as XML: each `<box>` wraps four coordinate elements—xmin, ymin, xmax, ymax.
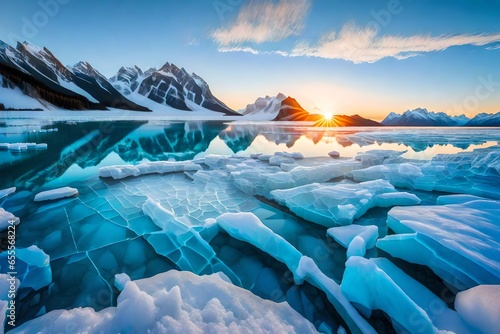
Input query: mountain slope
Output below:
<box><xmin>0</xmin><ymin>40</ymin><xmax>149</xmax><ymax>111</ymax></box>
<box><xmin>70</xmin><ymin>61</ymin><xmax>150</xmax><ymax>111</ymax></box>
<box><xmin>382</xmin><ymin>108</ymin><xmax>470</xmax><ymax>126</ymax></box>
<box><xmin>110</xmin><ymin>63</ymin><xmax>239</xmax><ymax>116</ymax></box>
<box><xmin>0</xmin><ymin>63</ymin><xmax>105</xmax><ymax>110</ymax></box>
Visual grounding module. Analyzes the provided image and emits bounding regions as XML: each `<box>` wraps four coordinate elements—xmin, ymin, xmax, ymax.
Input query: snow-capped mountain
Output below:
<box><xmin>69</xmin><ymin>61</ymin><xmax>149</xmax><ymax>111</ymax></box>
<box><xmin>240</xmin><ymin>93</ymin><xmax>381</xmax><ymax>125</ymax></box>
<box><xmin>239</xmin><ymin>93</ymin><xmax>287</xmax><ymax>120</ymax></box>
<box><xmin>109</xmin><ymin>63</ymin><xmax>239</xmax><ymax>116</ymax></box>
<box><xmin>0</xmin><ymin>40</ymin><xmax>149</xmax><ymax>111</ymax></box>
<box><xmin>466</xmin><ymin>112</ymin><xmax>500</xmax><ymax>126</ymax></box>
<box><xmin>382</xmin><ymin>108</ymin><xmax>470</xmax><ymax>126</ymax></box>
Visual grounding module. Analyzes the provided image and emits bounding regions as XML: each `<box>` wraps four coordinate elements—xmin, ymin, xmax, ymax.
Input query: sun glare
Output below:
<box><xmin>323</xmin><ymin>112</ymin><xmax>333</xmax><ymax>120</ymax></box>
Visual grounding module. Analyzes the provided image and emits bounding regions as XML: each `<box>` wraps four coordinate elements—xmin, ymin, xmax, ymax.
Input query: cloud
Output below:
<box><xmin>486</xmin><ymin>44</ymin><xmax>500</xmax><ymax>50</ymax></box>
<box><xmin>289</xmin><ymin>23</ymin><xmax>500</xmax><ymax>63</ymax></box>
<box><xmin>212</xmin><ymin>0</ymin><xmax>310</xmax><ymax>46</ymax></box>
<box><xmin>218</xmin><ymin>46</ymin><xmax>261</xmax><ymax>55</ymax></box>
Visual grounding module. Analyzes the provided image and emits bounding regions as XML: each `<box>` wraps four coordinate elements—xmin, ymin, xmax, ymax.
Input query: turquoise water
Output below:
<box><xmin>0</xmin><ymin>120</ymin><xmax>499</xmax><ymax>332</ymax></box>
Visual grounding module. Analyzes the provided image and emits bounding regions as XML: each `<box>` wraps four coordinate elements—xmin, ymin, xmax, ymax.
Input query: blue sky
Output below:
<box><xmin>1</xmin><ymin>0</ymin><xmax>499</xmax><ymax>120</ymax></box>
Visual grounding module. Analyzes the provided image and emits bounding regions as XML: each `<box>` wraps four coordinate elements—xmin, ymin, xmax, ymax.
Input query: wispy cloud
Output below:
<box><xmin>486</xmin><ymin>44</ymin><xmax>500</xmax><ymax>50</ymax></box>
<box><xmin>289</xmin><ymin>23</ymin><xmax>500</xmax><ymax>63</ymax></box>
<box><xmin>212</xmin><ymin>0</ymin><xmax>310</xmax><ymax>46</ymax></box>
<box><xmin>218</xmin><ymin>46</ymin><xmax>261</xmax><ymax>55</ymax></box>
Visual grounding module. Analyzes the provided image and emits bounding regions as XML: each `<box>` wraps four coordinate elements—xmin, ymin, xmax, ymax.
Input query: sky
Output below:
<box><xmin>0</xmin><ymin>0</ymin><xmax>499</xmax><ymax>120</ymax></box>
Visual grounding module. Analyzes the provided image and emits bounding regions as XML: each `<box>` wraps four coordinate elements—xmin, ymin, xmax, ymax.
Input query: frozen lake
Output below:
<box><xmin>0</xmin><ymin>120</ymin><xmax>499</xmax><ymax>333</ymax></box>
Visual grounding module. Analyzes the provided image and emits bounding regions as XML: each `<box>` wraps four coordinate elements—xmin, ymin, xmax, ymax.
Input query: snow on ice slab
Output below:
<box><xmin>351</xmin><ymin>145</ymin><xmax>500</xmax><ymax>199</ymax></box>
<box><xmin>0</xmin><ymin>208</ymin><xmax>19</xmax><ymax>232</ymax></box>
<box><xmin>10</xmin><ymin>270</ymin><xmax>319</xmax><ymax>334</ymax></box>
<box><xmin>455</xmin><ymin>285</ymin><xmax>500</xmax><ymax>334</ymax></box>
<box><xmin>34</xmin><ymin>187</ymin><xmax>78</xmax><ymax>202</ymax></box>
<box><xmin>214</xmin><ymin>212</ymin><xmax>376</xmax><ymax>334</ymax></box>
<box><xmin>327</xmin><ymin>225</ymin><xmax>378</xmax><ymax>258</ymax></box>
<box><xmin>271</xmin><ymin>180</ymin><xmax>420</xmax><ymax>227</ymax></box>
<box><xmin>377</xmin><ymin>200</ymin><xmax>500</xmax><ymax>290</ymax></box>
<box><xmin>341</xmin><ymin>257</ymin><xmax>472</xmax><ymax>334</ymax></box>
<box><xmin>99</xmin><ymin>161</ymin><xmax>202</xmax><ymax>179</ymax></box>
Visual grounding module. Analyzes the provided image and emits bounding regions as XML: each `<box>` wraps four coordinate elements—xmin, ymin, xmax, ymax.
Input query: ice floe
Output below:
<box><xmin>351</xmin><ymin>145</ymin><xmax>500</xmax><ymax>199</ymax></box>
<box><xmin>377</xmin><ymin>199</ymin><xmax>500</xmax><ymax>290</ymax></box>
<box><xmin>0</xmin><ymin>208</ymin><xmax>19</xmax><ymax>232</ymax></box>
<box><xmin>34</xmin><ymin>187</ymin><xmax>79</xmax><ymax>202</ymax></box>
<box><xmin>0</xmin><ymin>143</ymin><xmax>47</xmax><ymax>152</ymax></box>
<box><xmin>327</xmin><ymin>225</ymin><xmax>378</xmax><ymax>258</ymax></box>
<box><xmin>341</xmin><ymin>257</ymin><xmax>472</xmax><ymax>334</ymax></box>
<box><xmin>99</xmin><ymin>161</ymin><xmax>202</xmax><ymax>179</ymax></box>
<box><xmin>10</xmin><ymin>270</ymin><xmax>318</xmax><ymax>334</ymax></box>
<box><xmin>0</xmin><ymin>246</ymin><xmax>51</xmax><ymax>293</ymax></box>
<box><xmin>213</xmin><ymin>212</ymin><xmax>376</xmax><ymax>334</ymax></box>
<box><xmin>0</xmin><ymin>188</ymin><xmax>16</xmax><ymax>200</ymax></box>
<box><xmin>271</xmin><ymin>180</ymin><xmax>420</xmax><ymax>227</ymax></box>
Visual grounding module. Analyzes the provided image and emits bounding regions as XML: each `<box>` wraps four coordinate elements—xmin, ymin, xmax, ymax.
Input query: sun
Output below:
<box><xmin>323</xmin><ymin>112</ymin><xmax>333</xmax><ymax>120</ymax></box>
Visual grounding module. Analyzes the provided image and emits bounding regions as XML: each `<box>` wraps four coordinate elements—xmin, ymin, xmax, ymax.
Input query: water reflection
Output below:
<box><xmin>0</xmin><ymin>120</ymin><xmax>498</xmax><ymax>190</ymax></box>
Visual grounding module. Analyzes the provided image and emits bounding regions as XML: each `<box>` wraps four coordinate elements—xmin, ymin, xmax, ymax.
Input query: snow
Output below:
<box><xmin>0</xmin><ymin>208</ymin><xmax>19</xmax><ymax>232</ymax></box>
<box><xmin>0</xmin><ymin>187</ymin><xmax>15</xmax><ymax>200</ymax></box>
<box><xmin>34</xmin><ymin>187</ymin><xmax>79</xmax><ymax>202</ymax></box>
<box><xmin>377</xmin><ymin>200</ymin><xmax>500</xmax><ymax>290</ymax></box>
<box><xmin>0</xmin><ymin>75</ymin><xmax>47</xmax><ymax>110</ymax></box>
<box><xmin>99</xmin><ymin>161</ymin><xmax>202</xmax><ymax>179</ymax></box>
<box><xmin>327</xmin><ymin>225</ymin><xmax>378</xmax><ymax>258</ymax></box>
<box><xmin>271</xmin><ymin>180</ymin><xmax>420</xmax><ymax>227</ymax></box>
<box><xmin>455</xmin><ymin>285</ymin><xmax>500</xmax><ymax>334</ymax></box>
<box><xmin>10</xmin><ymin>270</ymin><xmax>318</xmax><ymax>334</ymax></box>
<box><xmin>341</xmin><ymin>257</ymin><xmax>472</xmax><ymax>334</ymax></box>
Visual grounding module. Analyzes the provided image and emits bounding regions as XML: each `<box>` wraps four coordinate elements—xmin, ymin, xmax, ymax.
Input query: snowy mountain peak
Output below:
<box><xmin>383</xmin><ymin>108</ymin><xmax>471</xmax><ymax>126</ymax></box>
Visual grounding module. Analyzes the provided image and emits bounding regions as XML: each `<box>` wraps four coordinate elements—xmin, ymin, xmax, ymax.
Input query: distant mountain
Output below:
<box><xmin>240</xmin><ymin>93</ymin><xmax>287</xmax><ymax>120</ymax></box>
<box><xmin>240</xmin><ymin>93</ymin><xmax>381</xmax><ymax>126</ymax></box>
<box><xmin>0</xmin><ymin>40</ymin><xmax>148</xmax><ymax>111</ymax></box>
<box><xmin>382</xmin><ymin>108</ymin><xmax>470</xmax><ymax>126</ymax></box>
<box><xmin>109</xmin><ymin>63</ymin><xmax>240</xmax><ymax>116</ymax></box>
<box><xmin>466</xmin><ymin>112</ymin><xmax>500</xmax><ymax>126</ymax></box>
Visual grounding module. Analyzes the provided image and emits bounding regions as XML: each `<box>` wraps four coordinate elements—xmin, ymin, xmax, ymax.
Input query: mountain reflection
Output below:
<box><xmin>0</xmin><ymin>121</ymin><xmax>499</xmax><ymax>190</ymax></box>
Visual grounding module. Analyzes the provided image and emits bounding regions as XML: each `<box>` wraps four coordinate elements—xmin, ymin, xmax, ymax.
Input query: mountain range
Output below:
<box><xmin>0</xmin><ymin>40</ymin><xmax>499</xmax><ymax>126</ymax></box>
<box><xmin>382</xmin><ymin>108</ymin><xmax>500</xmax><ymax>127</ymax></box>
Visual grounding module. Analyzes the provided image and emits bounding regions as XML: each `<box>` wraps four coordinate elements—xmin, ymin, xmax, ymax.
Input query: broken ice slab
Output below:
<box><xmin>271</xmin><ymin>180</ymin><xmax>421</xmax><ymax>227</ymax></box>
<box><xmin>142</xmin><ymin>198</ymin><xmax>240</xmax><ymax>284</ymax></box>
<box><xmin>214</xmin><ymin>212</ymin><xmax>376</xmax><ymax>334</ymax></box>
<box><xmin>0</xmin><ymin>246</ymin><xmax>52</xmax><ymax>293</ymax></box>
<box><xmin>0</xmin><ymin>208</ymin><xmax>19</xmax><ymax>232</ymax></box>
<box><xmin>34</xmin><ymin>187</ymin><xmax>79</xmax><ymax>202</ymax></box>
<box><xmin>351</xmin><ymin>145</ymin><xmax>500</xmax><ymax>199</ymax></box>
<box><xmin>341</xmin><ymin>257</ymin><xmax>472</xmax><ymax>334</ymax></box>
<box><xmin>0</xmin><ymin>187</ymin><xmax>16</xmax><ymax>200</ymax></box>
<box><xmin>99</xmin><ymin>161</ymin><xmax>202</xmax><ymax>179</ymax></box>
<box><xmin>327</xmin><ymin>225</ymin><xmax>378</xmax><ymax>258</ymax></box>
<box><xmin>377</xmin><ymin>199</ymin><xmax>500</xmax><ymax>290</ymax></box>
